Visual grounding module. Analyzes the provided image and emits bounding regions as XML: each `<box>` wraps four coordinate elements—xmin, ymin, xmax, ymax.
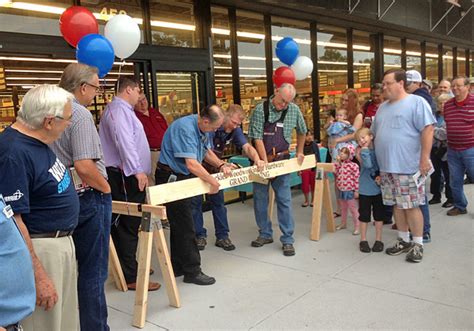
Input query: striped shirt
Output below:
<box><xmin>50</xmin><ymin>98</ymin><xmax>107</xmax><ymax>178</ymax></box>
<box><xmin>248</xmin><ymin>97</ymin><xmax>307</xmax><ymax>144</ymax></box>
<box><xmin>443</xmin><ymin>93</ymin><xmax>474</xmax><ymax>151</ymax></box>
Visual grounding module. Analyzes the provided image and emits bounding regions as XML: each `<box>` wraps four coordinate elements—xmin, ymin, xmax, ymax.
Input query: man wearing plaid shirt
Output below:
<box><xmin>248</xmin><ymin>83</ymin><xmax>307</xmax><ymax>256</ymax></box>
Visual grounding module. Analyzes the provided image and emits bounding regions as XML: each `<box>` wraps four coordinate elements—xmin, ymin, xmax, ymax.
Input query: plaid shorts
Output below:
<box><xmin>380</xmin><ymin>172</ymin><xmax>426</xmax><ymax>209</ymax></box>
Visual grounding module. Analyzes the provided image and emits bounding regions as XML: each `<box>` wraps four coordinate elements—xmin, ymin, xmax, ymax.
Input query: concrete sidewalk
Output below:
<box><xmin>106</xmin><ymin>184</ymin><xmax>473</xmax><ymax>330</ymax></box>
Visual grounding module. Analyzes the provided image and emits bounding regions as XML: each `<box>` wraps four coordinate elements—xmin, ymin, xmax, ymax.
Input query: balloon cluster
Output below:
<box><xmin>273</xmin><ymin>37</ymin><xmax>314</xmax><ymax>88</ymax></box>
<box><xmin>59</xmin><ymin>6</ymin><xmax>140</xmax><ymax>78</ymax></box>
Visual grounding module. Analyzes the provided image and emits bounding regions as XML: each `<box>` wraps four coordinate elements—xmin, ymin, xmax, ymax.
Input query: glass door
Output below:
<box><xmin>154</xmin><ymin>71</ymin><xmax>205</xmax><ymax>124</ymax></box>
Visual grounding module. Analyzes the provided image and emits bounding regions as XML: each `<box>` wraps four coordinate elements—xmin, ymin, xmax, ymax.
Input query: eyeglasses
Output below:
<box><xmin>54</xmin><ymin>114</ymin><xmax>72</xmax><ymax>122</ymax></box>
<box><xmin>83</xmin><ymin>82</ymin><xmax>104</xmax><ymax>94</ymax></box>
<box><xmin>382</xmin><ymin>80</ymin><xmax>397</xmax><ymax>87</ymax></box>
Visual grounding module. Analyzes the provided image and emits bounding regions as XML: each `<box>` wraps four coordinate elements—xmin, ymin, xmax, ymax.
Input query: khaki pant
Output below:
<box><xmin>22</xmin><ymin>236</ymin><xmax>78</xmax><ymax>331</ymax></box>
<box><xmin>149</xmin><ymin>150</ymin><xmax>160</xmax><ymax>185</ymax></box>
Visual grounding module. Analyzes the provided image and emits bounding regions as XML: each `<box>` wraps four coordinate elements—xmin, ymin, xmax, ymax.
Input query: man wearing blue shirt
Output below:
<box><xmin>372</xmin><ymin>69</ymin><xmax>435</xmax><ymax>263</ymax></box>
<box><xmin>192</xmin><ymin>104</ymin><xmax>264</xmax><ymax>251</ymax></box>
<box><xmin>0</xmin><ymin>85</ymin><xmax>80</xmax><ymax>330</ymax></box>
<box><xmin>156</xmin><ymin>105</ymin><xmax>230</xmax><ymax>285</ymax></box>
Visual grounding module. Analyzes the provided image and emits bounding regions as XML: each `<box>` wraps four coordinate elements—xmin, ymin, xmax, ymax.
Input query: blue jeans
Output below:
<box><xmin>75</xmin><ymin>190</ymin><xmax>112</xmax><ymax>331</ymax></box>
<box><xmin>447</xmin><ymin>147</ymin><xmax>474</xmax><ymax>211</ymax></box>
<box><xmin>420</xmin><ymin>195</ymin><xmax>430</xmax><ymax>235</ymax></box>
<box><xmin>253</xmin><ymin>174</ymin><xmax>295</xmax><ymax>245</ymax></box>
<box><xmin>192</xmin><ymin>191</ymin><xmax>230</xmax><ymax>240</ymax></box>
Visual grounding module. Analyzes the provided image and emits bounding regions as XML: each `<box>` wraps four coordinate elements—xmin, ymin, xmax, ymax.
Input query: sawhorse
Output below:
<box><xmin>110</xmin><ymin>201</ymin><xmax>180</xmax><ymax>329</ymax></box>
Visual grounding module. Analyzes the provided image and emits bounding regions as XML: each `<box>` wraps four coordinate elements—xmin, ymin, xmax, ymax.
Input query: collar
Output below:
<box><xmin>454</xmin><ymin>93</ymin><xmax>471</xmax><ymax>107</ymax></box>
<box><xmin>112</xmin><ymin>96</ymin><xmax>133</xmax><ymax>111</ymax></box>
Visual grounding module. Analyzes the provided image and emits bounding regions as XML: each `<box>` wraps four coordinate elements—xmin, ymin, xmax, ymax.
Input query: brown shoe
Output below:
<box><xmin>447</xmin><ymin>207</ymin><xmax>467</xmax><ymax>216</ymax></box>
<box><xmin>127</xmin><ymin>282</ymin><xmax>161</xmax><ymax>291</ymax></box>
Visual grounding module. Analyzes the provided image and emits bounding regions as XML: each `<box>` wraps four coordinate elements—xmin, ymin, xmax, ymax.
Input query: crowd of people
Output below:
<box><xmin>0</xmin><ymin>63</ymin><xmax>472</xmax><ymax>330</ymax></box>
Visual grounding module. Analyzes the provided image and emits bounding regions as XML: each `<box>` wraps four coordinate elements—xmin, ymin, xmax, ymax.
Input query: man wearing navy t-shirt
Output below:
<box><xmin>0</xmin><ymin>85</ymin><xmax>80</xmax><ymax>331</ymax></box>
<box><xmin>192</xmin><ymin>104</ymin><xmax>264</xmax><ymax>251</ymax></box>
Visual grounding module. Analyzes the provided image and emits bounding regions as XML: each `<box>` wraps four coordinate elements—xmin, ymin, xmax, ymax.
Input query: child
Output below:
<box><xmin>334</xmin><ymin>145</ymin><xmax>360</xmax><ymax>235</ymax></box>
<box><xmin>326</xmin><ymin>108</ymin><xmax>356</xmax><ymax>161</ymax></box>
<box><xmin>355</xmin><ymin>128</ymin><xmax>386</xmax><ymax>253</ymax></box>
<box><xmin>300</xmin><ymin>131</ymin><xmax>320</xmax><ymax>207</ymax></box>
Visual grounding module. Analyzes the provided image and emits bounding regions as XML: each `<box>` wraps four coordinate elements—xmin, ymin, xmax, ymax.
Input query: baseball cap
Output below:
<box><xmin>406</xmin><ymin>70</ymin><xmax>422</xmax><ymax>83</ymax></box>
<box><xmin>422</xmin><ymin>79</ymin><xmax>433</xmax><ymax>89</ymax></box>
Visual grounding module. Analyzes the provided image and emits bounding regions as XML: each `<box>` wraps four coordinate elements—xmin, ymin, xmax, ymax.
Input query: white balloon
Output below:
<box><xmin>104</xmin><ymin>14</ymin><xmax>140</xmax><ymax>59</ymax></box>
<box><xmin>291</xmin><ymin>56</ymin><xmax>313</xmax><ymax>80</ymax></box>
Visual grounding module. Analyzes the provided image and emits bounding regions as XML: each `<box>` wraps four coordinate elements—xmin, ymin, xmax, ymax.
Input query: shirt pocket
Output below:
<box><xmin>390</xmin><ymin>114</ymin><xmax>402</xmax><ymax>129</ymax></box>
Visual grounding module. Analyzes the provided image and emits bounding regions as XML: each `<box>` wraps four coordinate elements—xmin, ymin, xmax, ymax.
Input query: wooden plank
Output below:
<box><xmin>267</xmin><ymin>186</ymin><xmax>275</xmax><ymax>221</ymax></box>
<box><xmin>109</xmin><ymin>237</ymin><xmax>127</xmax><ymax>292</ymax></box>
<box><xmin>148</xmin><ymin>156</ymin><xmax>330</xmax><ymax>205</ymax></box>
<box><xmin>132</xmin><ymin>227</ymin><xmax>154</xmax><ymax>328</ymax></box>
<box><xmin>310</xmin><ymin>168</ymin><xmax>325</xmax><ymax>241</ymax></box>
<box><xmin>153</xmin><ymin>228</ymin><xmax>181</xmax><ymax>308</ymax></box>
<box><xmin>112</xmin><ymin>201</ymin><xmax>166</xmax><ymax>219</ymax></box>
<box><xmin>323</xmin><ymin>177</ymin><xmax>336</xmax><ymax>233</ymax></box>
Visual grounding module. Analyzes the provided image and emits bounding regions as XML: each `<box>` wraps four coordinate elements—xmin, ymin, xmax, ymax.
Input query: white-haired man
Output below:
<box><xmin>0</xmin><ymin>85</ymin><xmax>80</xmax><ymax>330</ymax></box>
<box><xmin>248</xmin><ymin>83</ymin><xmax>307</xmax><ymax>256</ymax></box>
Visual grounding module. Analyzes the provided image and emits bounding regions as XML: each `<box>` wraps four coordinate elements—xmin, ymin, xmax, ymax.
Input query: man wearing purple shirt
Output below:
<box><xmin>99</xmin><ymin>76</ymin><xmax>160</xmax><ymax>291</ymax></box>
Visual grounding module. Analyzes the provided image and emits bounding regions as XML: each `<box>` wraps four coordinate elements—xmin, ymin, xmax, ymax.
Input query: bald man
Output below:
<box><xmin>248</xmin><ymin>83</ymin><xmax>307</xmax><ymax>256</ymax></box>
<box><xmin>438</xmin><ymin>79</ymin><xmax>454</xmax><ymax>98</ymax></box>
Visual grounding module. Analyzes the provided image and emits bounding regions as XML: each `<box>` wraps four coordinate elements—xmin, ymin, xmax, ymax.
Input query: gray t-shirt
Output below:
<box><xmin>50</xmin><ymin>98</ymin><xmax>107</xmax><ymax>179</ymax></box>
<box><xmin>372</xmin><ymin>94</ymin><xmax>436</xmax><ymax>174</ymax></box>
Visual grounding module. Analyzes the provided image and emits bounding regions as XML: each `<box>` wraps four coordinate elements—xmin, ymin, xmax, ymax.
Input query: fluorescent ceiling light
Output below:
<box><xmin>406</xmin><ymin>51</ymin><xmax>421</xmax><ymax>56</ymax></box>
<box><xmin>3</xmin><ymin>1</ymin><xmax>66</xmax><ymax>15</ymax></box>
<box><xmin>7</xmin><ymin>77</ymin><xmax>60</xmax><ymax>80</ymax></box>
<box><xmin>0</xmin><ymin>56</ymin><xmax>132</xmax><ymax>66</ymax></box>
<box><xmin>384</xmin><ymin>48</ymin><xmax>402</xmax><ymax>54</ymax></box>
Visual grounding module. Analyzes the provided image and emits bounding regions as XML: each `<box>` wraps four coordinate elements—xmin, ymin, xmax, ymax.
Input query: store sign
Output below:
<box><xmin>98</xmin><ymin>7</ymin><xmax>127</xmax><ymax>20</ymax></box>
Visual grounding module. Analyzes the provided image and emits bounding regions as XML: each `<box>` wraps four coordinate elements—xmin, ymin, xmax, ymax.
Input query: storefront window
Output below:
<box><xmin>236</xmin><ymin>10</ymin><xmax>267</xmax><ymax>133</ymax></box>
<box><xmin>211</xmin><ymin>6</ymin><xmax>233</xmax><ymax>110</ymax></box>
<box><xmin>353</xmin><ymin>30</ymin><xmax>374</xmax><ymax>101</ymax></box>
<box><xmin>443</xmin><ymin>48</ymin><xmax>453</xmax><ymax>80</ymax></box>
<box><xmin>457</xmin><ymin>49</ymin><xmax>466</xmax><ymax>76</ymax></box>
<box><xmin>272</xmin><ymin>17</ymin><xmax>311</xmax><ymax>133</ymax></box>
<box><xmin>149</xmin><ymin>0</ymin><xmax>200</xmax><ymax>47</ymax></box>
<box><xmin>0</xmin><ymin>0</ymin><xmax>71</xmax><ymax>36</ymax></box>
<box><xmin>425</xmin><ymin>42</ymin><xmax>439</xmax><ymax>83</ymax></box>
<box><xmin>406</xmin><ymin>39</ymin><xmax>421</xmax><ymax>73</ymax></box>
<box><xmin>317</xmin><ymin>24</ymin><xmax>347</xmax><ymax>142</ymax></box>
<box><xmin>383</xmin><ymin>36</ymin><xmax>401</xmax><ymax>73</ymax></box>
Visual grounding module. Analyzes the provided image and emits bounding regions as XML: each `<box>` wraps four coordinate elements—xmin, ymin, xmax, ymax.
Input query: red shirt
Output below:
<box><xmin>363</xmin><ymin>102</ymin><xmax>380</xmax><ymax>128</ymax></box>
<box><xmin>443</xmin><ymin>93</ymin><xmax>474</xmax><ymax>151</ymax></box>
<box><xmin>134</xmin><ymin>108</ymin><xmax>168</xmax><ymax>149</ymax></box>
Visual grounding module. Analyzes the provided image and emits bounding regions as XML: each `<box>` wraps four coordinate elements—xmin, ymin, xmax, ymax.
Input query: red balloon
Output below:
<box><xmin>273</xmin><ymin>66</ymin><xmax>296</xmax><ymax>88</ymax></box>
<box><xmin>60</xmin><ymin>6</ymin><xmax>98</xmax><ymax>47</ymax></box>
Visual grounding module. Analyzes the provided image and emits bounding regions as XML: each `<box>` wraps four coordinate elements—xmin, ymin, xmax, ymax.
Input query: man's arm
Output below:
<box><xmin>253</xmin><ymin>139</ymin><xmax>268</xmax><ymax>163</ymax></box>
<box><xmin>13</xmin><ymin>214</ymin><xmax>58</xmax><ymax>311</ymax></box>
<box><xmin>420</xmin><ymin>124</ymin><xmax>434</xmax><ymax>175</ymax></box>
<box><xmin>185</xmin><ymin>158</ymin><xmax>220</xmax><ymax>194</ymax></box>
<box><xmin>242</xmin><ymin>143</ymin><xmax>265</xmax><ymax>170</ymax></box>
<box><xmin>295</xmin><ymin>133</ymin><xmax>306</xmax><ymax>165</ymax></box>
<box><xmin>74</xmin><ymin>160</ymin><xmax>111</xmax><ymax>193</ymax></box>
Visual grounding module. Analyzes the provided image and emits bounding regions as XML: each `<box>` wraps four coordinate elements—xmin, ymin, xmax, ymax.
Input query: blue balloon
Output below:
<box><xmin>275</xmin><ymin>37</ymin><xmax>299</xmax><ymax>66</ymax></box>
<box><xmin>76</xmin><ymin>34</ymin><xmax>115</xmax><ymax>78</ymax></box>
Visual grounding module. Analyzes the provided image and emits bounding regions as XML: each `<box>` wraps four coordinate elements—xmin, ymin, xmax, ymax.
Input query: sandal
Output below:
<box><xmin>336</xmin><ymin>223</ymin><xmax>347</xmax><ymax>230</ymax></box>
<box><xmin>333</xmin><ymin>212</ymin><xmax>341</xmax><ymax>218</ymax></box>
<box><xmin>301</xmin><ymin>202</ymin><xmax>309</xmax><ymax>208</ymax></box>
<box><xmin>310</xmin><ymin>203</ymin><xmax>314</xmax><ymax>207</ymax></box>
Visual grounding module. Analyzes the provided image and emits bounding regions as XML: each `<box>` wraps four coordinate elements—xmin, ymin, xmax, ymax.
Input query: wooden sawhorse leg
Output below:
<box><xmin>310</xmin><ymin>170</ymin><xmax>335</xmax><ymax>241</ymax></box>
<box><xmin>132</xmin><ymin>211</ymin><xmax>181</xmax><ymax>329</ymax></box>
<box><xmin>109</xmin><ymin>236</ymin><xmax>128</xmax><ymax>292</ymax></box>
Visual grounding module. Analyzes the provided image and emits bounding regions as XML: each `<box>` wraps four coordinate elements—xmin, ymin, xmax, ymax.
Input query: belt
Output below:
<box><xmin>157</xmin><ymin>162</ymin><xmax>174</xmax><ymax>173</ymax></box>
<box><xmin>150</xmin><ymin>148</ymin><xmax>161</xmax><ymax>152</ymax></box>
<box><xmin>30</xmin><ymin>230</ymin><xmax>74</xmax><ymax>239</ymax></box>
<box><xmin>4</xmin><ymin>323</ymin><xmax>22</xmax><ymax>331</ymax></box>
<box><xmin>267</xmin><ymin>150</ymin><xmax>290</xmax><ymax>162</ymax></box>
<box><xmin>157</xmin><ymin>162</ymin><xmax>193</xmax><ymax>180</ymax></box>
<box><xmin>106</xmin><ymin>166</ymin><xmax>122</xmax><ymax>174</ymax></box>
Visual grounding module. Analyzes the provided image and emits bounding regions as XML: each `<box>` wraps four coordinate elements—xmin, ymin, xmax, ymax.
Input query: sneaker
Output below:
<box><xmin>442</xmin><ymin>201</ymin><xmax>453</xmax><ymax>208</ymax></box>
<box><xmin>428</xmin><ymin>197</ymin><xmax>441</xmax><ymax>205</ymax></box>
<box><xmin>406</xmin><ymin>243</ymin><xmax>423</xmax><ymax>263</ymax></box>
<box><xmin>196</xmin><ymin>237</ymin><xmax>207</xmax><ymax>250</ymax></box>
<box><xmin>251</xmin><ymin>236</ymin><xmax>273</xmax><ymax>247</ymax></box>
<box><xmin>359</xmin><ymin>241</ymin><xmax>371</xmax><ymax>253</ymax></box>
<box><xmin>447</xmin><ymin>207</ymin><xmax>467</xmax><ymax>216</ymax></box>
<box><xmin>215</xmin><ymin>238</ymin><xmax>236</xmax><ymax>251</ymax></box>
<box><xmin>336</xmin><ymin>223</ymin><xmax>347</xmax><ymax>230</ymax></box>
<box><xmin>352</xmin><ymin>229</ymin><xmax>360</xmax><ymax>235</ymax></box>
<box><xmin>372</xmin><ymin>240</ymin><xmax>384</xmax><ymax>252</ymax></box>
<box><xmin>385</xmin><ymin>238</ymin><xmax>413</xmax><ymax>256</ymax></box>
<box><xmin>282</xmin><ymin>244</ymin><xmax>295</xmax><ymax>256</ymax></box>
<box><xmin>423</xmin><ymin>233</ymin><xmax>431</xmax><ymax>243</ymax></box>
<box><xmin>183</xmin><ymin>271</ymin><xmax>216</xmax><ymax>285</ymax></box>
